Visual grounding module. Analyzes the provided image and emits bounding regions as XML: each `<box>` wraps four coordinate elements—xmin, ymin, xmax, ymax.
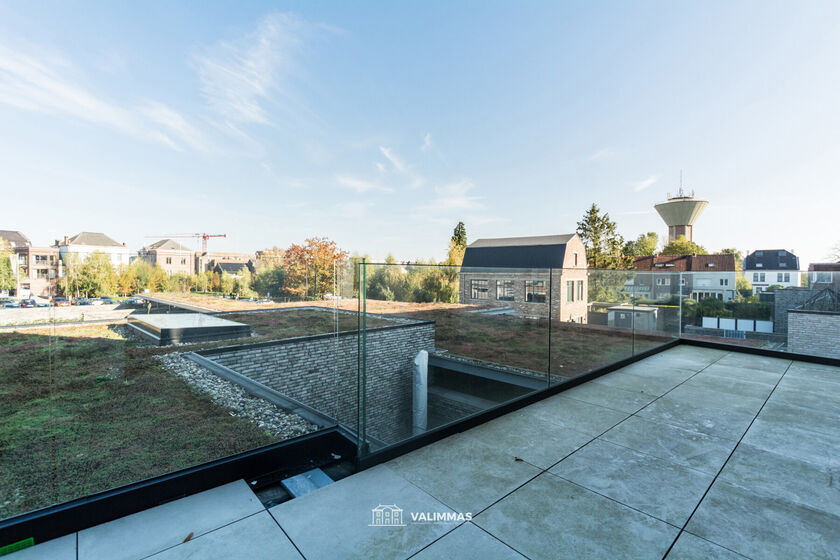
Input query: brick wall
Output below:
<box><xmin>788</xmin><ymin>310</ymin><xmax>840</xmax><ymax>359</ymax></box>
<box><xmin>774</xmin><ymin>287</ymin><xmax>815</xmax><ymax>334</ymax></box>
<box><xmin>458</xmin><ymin>271</ymin><xmax>588</xmax><ymax>321</ymax></box>
<box><xmin>198</xmin><ymin>322</ymin><xmax>435</xmax><ymax>444</ymax></box>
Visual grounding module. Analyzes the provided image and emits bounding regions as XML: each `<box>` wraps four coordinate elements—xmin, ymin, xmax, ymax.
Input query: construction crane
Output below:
<box><xmin>145</xmin><ymin>233</ymin><xmax>227</xmax><ymax>254</ymax></box>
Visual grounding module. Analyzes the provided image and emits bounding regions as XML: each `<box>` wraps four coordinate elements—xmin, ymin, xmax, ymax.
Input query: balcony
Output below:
<box><xmin>1</xmin><ymin>265</ymin><xmax>838</xmax><ymax>559</ymax></box>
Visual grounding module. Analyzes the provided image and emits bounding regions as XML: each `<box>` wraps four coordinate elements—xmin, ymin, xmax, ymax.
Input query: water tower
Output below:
<box><xmin>654</xmin><ymin>187</ymin><xmax>708</xmax><ymax>243</ymax></box>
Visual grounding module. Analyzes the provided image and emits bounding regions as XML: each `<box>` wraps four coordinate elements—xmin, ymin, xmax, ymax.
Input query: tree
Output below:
<box><xmin>721</xmin><ymin>248</ymin><xmax>744</xmax><ymax>270</ymax></box>
<box><xmin>253</xmin><ymin>265</ymin><xmax>285</xmax><ymax>297</ymax></box>
<box><xmin>59</xmin><ymin>253</ymin><xmax>82</xmax><ymax>297</ymax></box>
<box><xmin>220</xmin><ymin>272</ymin><xmax>235</xmax><ymax>294</ymax></box>
<box><xmin>623</xmin><ymin>232</ymin><xmax>658</xmax><ymax>258</ymax></box>
<box><xmin>576</xmin><ymin>203</ymin><xmax>630</xmax><ymax>269</ymax></box>
<box><xmin>116</xmin><ymin>265</ymin><xmax>137</xmax><ymax>296</ymax></box>
<box><xmin>831</xmin><ymin>242</ymin><xmax>840</xmax><ymax>262</ymax></box>
<box><xmin>446</xmin><ymin>221</ymin><xmax>468</xmax><ymax>266</ymax></box>
<box><xmin>77</xmin><ymin>252</ymin><xmax>117</xmax><ymax>297</ymax></box>
<box><xmin>661</xmin><ymin>235</ymin><xmax>707</xmax><ymax>256</ymax></box>
<box><xmin>283</xmin><ymin>237</ymin><xmax>349</xmax><ymax>299</ymax></box>
<box><xmin>0</xmin><ymin>240</ymin><xmax>15</xmax><ymax>293</ymax></box>
<box><xmin>736</xmin><ymin>274</ymin><xmax>753</xmax><ymax>299</ymax></box>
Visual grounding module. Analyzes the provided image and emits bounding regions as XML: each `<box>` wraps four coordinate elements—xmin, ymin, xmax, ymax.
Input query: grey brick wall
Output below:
<box><xmin>198</xmin><ymin>322</ymin><xmax>435</xmax><ymax>444</ymax></box>
<box><xmin>788</xmin><ymin>310</ymin><xmax>840</xmax><ymax>359</ymax></box>
<box><xmin>774</xmin><ymin>288</ymin><xmax>816</xmax><ymax>334</ymax></box>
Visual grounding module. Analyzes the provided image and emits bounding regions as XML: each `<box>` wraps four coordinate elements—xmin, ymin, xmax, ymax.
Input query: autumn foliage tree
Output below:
<box><xmin>283</xmin><ymin>237</ymin><xmax>349</xmax><ymax>299</ymax></box>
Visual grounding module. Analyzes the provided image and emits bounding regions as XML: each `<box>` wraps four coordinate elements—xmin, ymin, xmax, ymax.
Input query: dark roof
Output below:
<box><xmin>809</xmin><ymin>262</ymin><xmax>840</xmax><ymax>271</ymax></box>
<box><xmin>634</xmin><ymin>254</ymin><xmax>736</xmax><ymax>272</ymax></box>
<box><xmin>461</xmin><ymin>234</ymin><xmax>577</xmax><ymax>269</ymax></box>
<box><xmin>0</xmin><ymin>230</ymin><xmax>31</xmax><ymax>247</ymax></box>
<box><xmin>145</xmin><ymin>239</ymin><xmax>193</xmax><ymax>252</ymax></box>
<box><xmin>66</xmin><ymin>232</ymin><xmax>123</xmax><ymax>247</ymax></box>
<box><xmin>744</xmin><ymin>249</ymin><xmax>799</xmax><ymax>271</ymax></box>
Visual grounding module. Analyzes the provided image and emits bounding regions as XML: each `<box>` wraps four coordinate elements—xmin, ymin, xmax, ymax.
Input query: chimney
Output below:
<box><xmin>62</xmin><ymin>236</ymin><xmax>68</xmax><ymax>245</ymax></box>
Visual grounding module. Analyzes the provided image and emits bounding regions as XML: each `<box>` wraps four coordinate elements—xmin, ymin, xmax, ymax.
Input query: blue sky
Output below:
<box><xmin>1</xmin><ymin>1</ymin><xmax>838</xmax><ymax>267</ymax></box>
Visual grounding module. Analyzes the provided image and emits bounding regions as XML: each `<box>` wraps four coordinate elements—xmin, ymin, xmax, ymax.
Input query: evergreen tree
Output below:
<box><xmin>576</xmin><ymin>203</ymin><xmax>630</xmax><ymax>269</ymax></box>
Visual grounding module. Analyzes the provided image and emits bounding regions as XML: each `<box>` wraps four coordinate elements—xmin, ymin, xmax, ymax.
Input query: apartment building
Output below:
<box><xmin>138</xmin><ymin>239</ymin><xmax>195</xmax><ymax>275</ymax></box>
<box><xmin>57</xmin><ymin>232</ymin><xmax>132</xmax><ymax>268</ymax></box>
<box><xmin>1</xmin><ymin>231</ymin><xmax>61</xmax><ymax>298</ymax></box>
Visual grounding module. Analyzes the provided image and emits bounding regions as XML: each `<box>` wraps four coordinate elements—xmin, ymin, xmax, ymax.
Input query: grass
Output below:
<box><xmin>0</xmin><ymin>326</ymin><xmax>276</xmax><ymax>520</ymax></box>
<box><xmin>0</xmin><ymin>298</ymin><xmax>674</xmax><ymax>521</ymax></box>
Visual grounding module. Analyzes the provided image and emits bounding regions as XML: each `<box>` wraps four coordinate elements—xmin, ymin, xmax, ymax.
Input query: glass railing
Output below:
<box><xmin>0</xmin><ymin>259</ymin><xmax>362</xmax><ymax>523</ymax></box>
<box><xmin>2</xmin><ymin>261</ymin><xmax>837</xmax><ymax>525</ymax></box>
<box><xmin>353</xmin><ymin>264</ymin><xmax>681</xmax><ymax>457</ymax></box>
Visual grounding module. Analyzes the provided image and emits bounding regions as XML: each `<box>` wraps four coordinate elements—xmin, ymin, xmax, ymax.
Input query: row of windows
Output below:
<box><xmin>470</xmin><ymin>279</ymin><xmax>584</xmax><ymax>303</ymax></box>
<box><xmin>752</xmin><ymin>272</ymin><xmax>791</xmax><ymax>283</ymax></box>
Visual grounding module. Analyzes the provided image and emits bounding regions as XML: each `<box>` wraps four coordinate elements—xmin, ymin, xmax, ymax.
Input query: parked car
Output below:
<box><xmin>0</xmin><ymin>297</ymin><xmax>11</xmax><ymax>305</ymax></box>
<box><xmin>124</xmin><ymin>297</ymin><xmax>145</xmax><ymax>305</ymax></box>
<box><xmin>89</xmin><ymin>298</ymin><xmax>104</xmax><ymax>306</ymax></box>
<box><xmin>54</xmin><ymin>297</ymin><xmax>71</xmax><ymax>307</ymax></box>
<box><xmin>100</xmin><ymin>296</ymin><xmax>118</xmax><ymax>305</ymax></box>
<box><xmin>76</xmin><ymin>297</ymin><xmax>91</xmax><ymax>305</ymax></box>
<box><xmin>4</xmin><ymin>301</ymin><xmax>21</xmax><ymax>308</ymax></box>
<box><xmin>21</xmin><ymin>299</ymin><xmax>36</xmax><ymax>308</ymax></box>
<box><xmin>36</xmin><ymin>302</ymin><xmax>50</xmax><ymax>308</ymax></box>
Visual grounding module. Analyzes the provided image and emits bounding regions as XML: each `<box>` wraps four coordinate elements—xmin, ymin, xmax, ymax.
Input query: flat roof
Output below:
<box><xmin>18</xmin><ymin>346</ymin><xmax>840</xmax><ymax>559</ymax></box>
<box><xmin>128</xmin><ymin>313</ymin><xmax>247</xmax><ymax>329</ymax></box>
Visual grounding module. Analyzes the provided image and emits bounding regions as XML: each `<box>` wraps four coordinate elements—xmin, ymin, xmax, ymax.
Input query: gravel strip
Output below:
<box><xmin>154</xmin><ymin>352</ymin><xmax>317</xmax><ymax>440</ymax></box>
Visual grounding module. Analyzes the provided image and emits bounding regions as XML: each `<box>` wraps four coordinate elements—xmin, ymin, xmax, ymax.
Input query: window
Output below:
<box><xmin>720</xmin><ymin>278</ymin><xmax>728</xmax><ymax>286</ymax></box>
<box><xmin>470</xmin><ymin>279</ymin><xmax>489</xmax><ymax>299</ymax></box>
<box><xmin>36</xmin><ymin>269</ymin><xmax>50</xmax><ymax>279</ymax></box>
<box><xmin>525</xmin><ymin>280</ymin><xmax>547</xmax><ymax>303</ymax></box>
<box><xmin>166</xmin><ymin>257</ymin><xmax>172</xmax><ymax>264</ymax></box>
<box><xmin>815</xmin><ymin>272</ymin><xmax>831</xmax><ymax>283</ymax></box>
<box><xmin>574</xmin><ymin>253</ymin><xmax>578</xmax><ymax>267</ymax></box>
<box><xmin>496</xmin><ymin>280</ymin><xmax>515</xmax><ymax>301</ymax></box>
<box><xmin>680</xmin><ymin>276</ymin><xmax>686</xmax><ymax>286</ymax></box>
<box><xmin>779</xmin><ymin>262</ymin><xmax>787</xmax><ymax>268</ymax></box>
<box><xmin>756</xmin><ymin>263</ymin><xmax>763</xmax><ymax>268</ymax></box>
<box><xmin>656</xmin><ymin>277</ymin><xmax>671</xmax><ymax>286</ymax></box>
<box><xmin>753</xmin><ymin>272</ymin><xmax>765</xmax><ymax>282</ymax></box>
<box><xmin>777</xmin><ymin>272</ymin><xmax>791</xmax><ymax>282</ymax></box>
<box><xmin>181</xmin><ymin>258</ymin><xmax>187</xmax><ymax>265</ymax></box>
<box><xmin>577</xmin><ymin>280</ymin><xmax>584</xmax><ymax>301</ymax></box>
<box><xmin>567</xmin><ymin>281</ymin><xmax>574</xmax><ymax>302</ymax></box>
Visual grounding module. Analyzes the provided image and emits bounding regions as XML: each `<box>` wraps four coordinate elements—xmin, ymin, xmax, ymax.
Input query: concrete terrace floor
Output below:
<box><xmin>13</xmin><ymin>346</ymin><xmax>840</xmax><ymax>560</ymax></box>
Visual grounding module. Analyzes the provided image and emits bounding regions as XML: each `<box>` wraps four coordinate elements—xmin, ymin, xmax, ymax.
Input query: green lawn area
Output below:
<box><xmin>0</xmin><ymin>326</ymin><xmax>278</xmax><ymax>521</ymax></box>
<box><xmin>350</xmin><ymin>300</ymin><xmax>673</xmax><ymax>379</ymax></box>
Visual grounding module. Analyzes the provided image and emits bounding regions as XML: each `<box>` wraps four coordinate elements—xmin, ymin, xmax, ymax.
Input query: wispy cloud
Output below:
<box><xmin>423</xmin><ymin>179</ymin><xmax>484</xmax><ymax>212</ymax></box>
<box><xmin>421</xmin><ymin>132</ymin><xmax>432</xmax><ymax>152</ymax></box>
<box><xmin>588</xmin><ymin>147</ymin><xmax>614</xmax><ymax>162</ymax></box>
<box><xmin>193</xmin><ymin>12</ymin><xmax>306</xmax><ymax>125</ymax></box>
<box><xmin>378</xmin><ymin>145</ymin><xmax>424</xmax><ymax>188</ymax></box>
<box><xmin>335</xmin><ymin>175</ymin><xmax>392</xmax><ymax>193</ymax></box>
<box><xmin>0</xmin><ymin>42</ymin><xmax>205</xmax><ymax>151</ymax></box>
<box><xmin>633</xmin><ymin>174</ymin><xmax>661</xmax><ymax>192</ymax></box>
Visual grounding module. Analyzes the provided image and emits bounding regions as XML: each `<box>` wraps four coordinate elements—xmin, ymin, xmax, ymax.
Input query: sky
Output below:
<box><xmin>1</xmin><ymin>1</ymin><xmax>839</xmax><ymax>267</ymax></box>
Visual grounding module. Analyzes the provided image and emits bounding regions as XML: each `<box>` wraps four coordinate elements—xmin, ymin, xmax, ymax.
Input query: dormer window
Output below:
<box><xmin>779</xmin><ymin>262</ymin><xmax>787</xmax><ymax>268</ymax></box>
<box><xmin>706</xmin><ymin>263</ymin><xmax>716</xmax><ymax>268</ymax></box>
<box><xmin>756</xmin><ymin>263</ymin><xmax>763</xmax><ymax>268</ymax></box>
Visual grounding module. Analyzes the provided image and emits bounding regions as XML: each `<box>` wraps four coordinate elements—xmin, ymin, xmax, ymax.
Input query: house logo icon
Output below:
<box><xmin>370</xmin><ymin>504</ymin><xmax>405</xmax><ymax>527</ymax></box>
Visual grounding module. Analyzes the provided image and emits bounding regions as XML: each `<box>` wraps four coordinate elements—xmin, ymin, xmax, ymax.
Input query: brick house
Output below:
<box><xmin>1</xmin><ymin>231</ymin><xmax>62</xmax><ymax>298</ymax></box>
<box><xmin>458</xmin><ymin>234</ymin><xmax>588</xmax><ymax>321</ymax></box>
<box><xmin>632</xmin><ymin>254</ymin><xmax>737</xmax><ymax>301</ymax></box>
<box><xmin>138</xmin><ymin>239</ymin><xmax>195</xmax><ymax>275</ymax></box>
<box><xmin>808</xmin><ymin>262</ymin><xmax>840</xmax><ymax>291</ymax></box>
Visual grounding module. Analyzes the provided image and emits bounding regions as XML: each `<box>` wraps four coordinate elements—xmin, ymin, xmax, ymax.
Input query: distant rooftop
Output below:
<box><xmin>0</xmin><ymin>230</ymin><xmax>31</xmax><ymax>248</ymax></box>
<box><xmin>745</xmin><ymin>249</ymin><xmax>800</xmax><ymax>271</ymax></box>
<box><xmin>144</xmin><ymin>239</ymin><xmax>194</xmax><ymax>252</ymax></box>
<box><xmin>634</xmin><ymin>254</ymin><xmax>736</xmax><ymax>272</ymax></box>
<box><xmin>462</xmin><ymin>233</ymin><xmax>579</xmax><ymax>269</ymax></box>
<box><xmin>65</xmin><ymin>232</ymin><xmax>124</xmax><ymax>247</ymax></box>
